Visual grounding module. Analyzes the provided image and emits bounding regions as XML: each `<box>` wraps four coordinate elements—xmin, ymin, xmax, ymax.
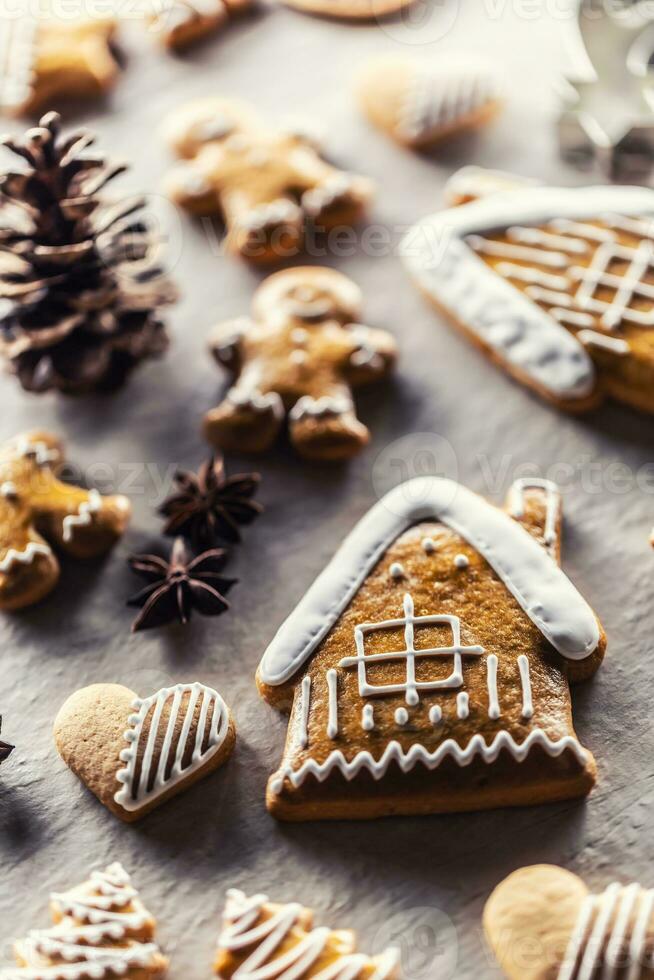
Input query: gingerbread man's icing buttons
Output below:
<box><xmin>0</xmin><ymin>431</ymin><xmax>131</xmax><ymax>610</ymax></box>
<box><xmin>0</xmin><ymin>14</ymin><xmax>119</xmax><ymax>117</ymax></box>
<box><xmin>204</xmin><ymin>267</ymin><xmax>397</xmax><ymax>460</ymax></box>
<box><xmin>162</xmin><ymin>97</ymin><xmax>374</xmax><ymax>265</ymax></box>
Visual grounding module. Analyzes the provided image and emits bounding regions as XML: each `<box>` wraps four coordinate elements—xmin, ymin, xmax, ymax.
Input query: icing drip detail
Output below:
<box><xmin>62</xmin><ymin>490</ymin><xmax>102</xmax><ymax>543</ymax></box>
<box><xmin>456</xmin><ymin>692</ymin><xmax>469</xmax><ymax>719</ymax></box>
<box><xmin>394</xmin><ymin>707</ymin><xmax>409</xmax><ymax>727</ymax></box>
<box><xmin>508</xmin><ymin>476</ymin><xmax>560</xmax><ymax>552</ymax></box>
<box><xmin>269</xmin><ymin>729</ymin><xmax>589</xmax><ymax>795</ymax></box>
<box><xmin>486</xmin><ymin>653</ymin><xmax>500</xmax><ymax>720</ymax></box>
<box><xmin>517</xmin><ymin>655</ymin><xmax>533</xmax><ymax>720</ymax></box>
<box><xmin>361</xmin><ymin>704</ymin><xmax>374</xmax><ymax>732</ymax></box>
<box><xmin>339</xmin><ymin>593</ymin><xmax>484</xmax><ymax>706</ymax></box>
<box><xmin>558</xmin><ymin>882</ymin><xmax>654</xmax><ymax>980</ymax></box>
<box><xmin>298</xmin><ymin>676</ymin><xmax>311</xmax><ymax>749</ymax></box>
<box><xmin>217</xmin><ymin>889</ymin><xmax>399</xmax><ymax>980</ymax></box>
<box><xmin>326</xmin><ymin>669</ymin><xmax>338</xmax><ymax>739</ymax></box>
<box><xmin>0</xmin><ymin>541</ymin><xmax>52</xmax><ymax>574</ymax></box>
<box><xmin>114</xmin><ymin>682</ymin><xmax>230</xmax><ymax>813</ymax></box>
<box><xmin>429</xmin><ymin>705</ymin><xmax>442</xmax><ymax>725</ymax></box>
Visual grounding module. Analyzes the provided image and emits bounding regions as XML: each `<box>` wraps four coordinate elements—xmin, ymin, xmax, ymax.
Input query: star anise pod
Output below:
<box><xmin>0</xmin><ymin>716</ymin><xmax>14</xmax><ymax>765</ymax></box>
<box><xmin>159</xmin><ymin>454</ymin><xmax>263</xmax><ymax>549</ymax></box>
<box><xmin>127</xmin><ymin>537</ymin><xmax>237</xmax><ymax>632</ymax></box>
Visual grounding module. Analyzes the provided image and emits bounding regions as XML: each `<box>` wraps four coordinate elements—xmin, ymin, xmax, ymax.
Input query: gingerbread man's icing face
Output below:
<box><xmin>0</xmin><ymin>432</ymin><xmax>131</xmax><ymax>610</ymax></box>
<box><xmin>204</xmin><ymin>267</ymin><xmax>397</xmax><ymax>460</ymax></box>
<box><xmin>163</xmin><ymin>98</ymin><xmax>374</xmax><ymax>265</ymax></box>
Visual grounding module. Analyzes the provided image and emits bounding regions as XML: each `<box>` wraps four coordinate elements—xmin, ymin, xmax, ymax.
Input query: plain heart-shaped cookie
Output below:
<box><xmin>54</xmin><ymin>681</ymin><xmax>235</xmax><ymax>822</ymax></box>
<box><xmin>484</xmin><ymin>865</ymin><xmax>654</xmax><ymax>979</ymax></box>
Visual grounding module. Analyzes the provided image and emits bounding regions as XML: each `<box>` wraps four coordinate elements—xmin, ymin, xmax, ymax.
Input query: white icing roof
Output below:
<box><xmin>258</xmin><ymin>477</ymin><xmax>602</xmax><ymax>686</ymax></box>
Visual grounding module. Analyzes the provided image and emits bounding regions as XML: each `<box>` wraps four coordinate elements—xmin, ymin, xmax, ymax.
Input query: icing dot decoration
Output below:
<box><xmin>389</xmin><ymin>562</ymin><xmax>405</xmax><ymax>580</ymax></box>
<box><xmin>454</xmin><ymin>554</ymin><xmax>469</xmax><ymax>569</ymax></box>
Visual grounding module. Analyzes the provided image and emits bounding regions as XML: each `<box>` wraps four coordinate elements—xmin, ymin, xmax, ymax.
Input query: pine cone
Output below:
<box><xmin>0</xmin><ymin>112</ymin><xmax>178</xmax><ymax>394</ymax></box>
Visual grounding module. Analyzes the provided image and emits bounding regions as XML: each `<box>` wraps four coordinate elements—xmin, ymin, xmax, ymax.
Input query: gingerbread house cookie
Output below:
<box><xmin>163</xmin><ymin>97</ymin><xmax>374</xmax><ymax>264</ymax></box>
<box><xmin>257</xmin><ymin>476</ymin><xmax>606</xmax><ymax>820</ymax></box>
<box><xmin>484</xmin><ymin>864</ymin><xmax>654</xmax><ymax>979</ymax></box>
<box><xmin>215</xmin><ymin>889</ymin><xmax>399</xmax><ymax>979</ymax></box>
<box><xmin>0</xmin><ymin>431</ymin><xmax>131</xmax><ymax>611</ymax></box>
<box><xmin>401</xmin><ymin>183</ymin><xmax>654</xmax><ymax>414</ymax></box>
<box><xmin>2</xmin><ymin>863</ymin><xmax>168</xmax><ymax>979</ymax></box>
<box><xmin>0</xmin><ymin>14</ymin><xmax>118</xmax><ymax>117</ymax></box>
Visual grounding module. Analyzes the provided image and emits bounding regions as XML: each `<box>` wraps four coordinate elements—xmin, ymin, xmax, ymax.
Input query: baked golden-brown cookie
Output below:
<box><xmin>257</xmin><ymin>476</ymin><xmax>606</xmax><ymax>821</ymax></box>
<box><xmin>356</xmin><ymin>55</ymin><xmax>502</xmax><ymax>149</ymax></box>
<box><xmin>443</xmin><ymin>165</ymin><xmax>540</xmax><ymax>206</ymax></box>
<box><xmin>147</xmin><ymin>0</ymin><xmax>252</xmax><ymax>50</ymax></box>
<box><xmin>54</xmin><ymin>681</ymin><xmax>236</xmax><ymax>822</ymax></box>
<box><xmin>0</xmin><ymin>14</ymin><xmax>119</xmax><ymax>117</ymax></box>
<box><xmin>214</xmin><ymin>889</ymin><xmax>400</xmax><ymax>978</ymax></box>
<box><xmin>402</xmin><ymin>181</ymin><xmax>654</xmax><ymax>414</ymax></box>
<box><xmin>0</xmin><ymin>431</ymin><xmax>131</xmax><ymax>611</ymax></box>
<box><xmin>484</xmin><ymin>864</ymin><xmax>654</xmax><ymax>980</ymax></box>
<box><xmin>163</xmin><ymin>97</ymin><xmax>374</xmax><ymax>264</ymax></box>
<box><xmin>277</xmin><ymin>0</ymin><xmax>417</xmax><ymax>21</ymax></box>
<box><xmin>2</xmin><ymin>863</ymin><xmax>168</xmax><ymax>979</ymax></box>
<box><xmin>204</xmin><ymin>266</ymin><xmax>397</xmax><ymax>460</ymax></box>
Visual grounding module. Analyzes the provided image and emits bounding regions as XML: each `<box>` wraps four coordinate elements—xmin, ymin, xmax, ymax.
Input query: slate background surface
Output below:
<box><xmin>2</xmin><ymin>4</ymin><xmax>653</xmax><ymax>978</ymax></box>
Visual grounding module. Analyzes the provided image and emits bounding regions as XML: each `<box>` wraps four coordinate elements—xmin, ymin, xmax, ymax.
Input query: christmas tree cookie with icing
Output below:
<box><xmin>215</xmin><ymin>888</ymin><xmax>400</xmax><ymax>979</ymax></box>
<box><xmin>484</xmin><ymin>864</ymin><xmax>654</xmax><ymax>980</ymax></box>
<box><xmin>257</xmin><ymin>476</ymin><xmax>606</xmax><ymax>821</ymax></box>
<box><xmin>401</xmin><ymin>182</ymin><xmax>654</xmax><ymax>414</ymax></box>
<box><xmin>1</xmin><ymin>863</ymin><xmax>168</xmax><ymax>979</ymax></box>
<box><xmin>54</xmin><ymin>682</ymin><xmax>235</xmax><ymax>822</ymax></box>
<box><xmin>356</xmin><ymin>55</ymin><xmax>503</xmax><ymax>149</ymax></box>
<box><xmin>0</xmin><ymin>431</ymin><xmax>131</xmax><ymax>611</ymax></box>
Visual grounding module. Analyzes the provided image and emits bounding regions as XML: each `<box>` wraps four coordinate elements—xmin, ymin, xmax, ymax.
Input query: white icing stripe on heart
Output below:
<box><xmin>401</xmin><ymin>184</ymin><xmax>654</xmax><ymax>400</ymax></box>
<box><xmin>114</xmin><ymin>682</ymin><xmax>230</xmax><ymax>813</ymax></box>
<box><xmin>269</xmin><ymin>729</ymin><xmax>589</xmax><ymax>795</ymax></box>
<box><xmin>258</xmin><ymin>476</ymin><xmax>601</xmax><ymax>687</ymax></box>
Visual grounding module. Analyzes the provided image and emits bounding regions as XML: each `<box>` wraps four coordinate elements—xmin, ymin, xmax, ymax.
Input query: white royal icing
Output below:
<box><xmin>0</xmin><ymin>541</ymin><xmax>52</xmax><ymax>574</ymax></box>
<box><xmin>114</xmin><ymin>682</ymin><xmax>230</xmax><ymax>814</ymax></box>
<box><xmin>397</xmin><ymin>61</ymin><xmax>500</xmax><ymax>142</ymax></box>
<box><xmin>453</xmin><ymin>554</ymin><xmax>469</xmax><ymax>569</ymax></box>
<box><xmin>4</xmin><ymin>864</ymin><xmax>163</xmax><ymax>980</ymax></box>
<box><xmin>508</xmin><ymin>477</ymin><xmax>560</xmax><ymax>552</ymax></box>
<box><xmin>389</xmin><ymin>562</ymin><xmax>405</xmax><ymax>580</ymax></box>
<box><xmin>269</xmin><ymin>728</ymin><xmax>589</xmax><ymax>796</ymax></box>
<box><xmin>258</xmin><ymin>477</ymin><xmax>601</xmax><ymax>687</ymax></box>
<box><xmin>0</xmin><ymin>481</ymin><xmax>17</xmax><ymax>499</ymax></box>
<box><xmin>486</xmin><ymin>653</ymin><xmax>500</xmax><ymax>720</ymax></box>
<box><xmin>456</xmin><ymin>691</ymin><xmax>469</xmax><ymax>719</ymax></box>
<box><xmin>394</xmin><ymin>707</ymin><xmax>409</xmax><ymax>726</ymax></box>
<box><xmin>15</xmin><ymin>438</ymin><xmax>60</xmax><ymax>467</ymax></box>
<box><xmin>400</xmin><ymin>185</ymin><xmax>654</xmax><ymax>400</ymax></box>
<box><xmin>517</xmin><ymin>654</ymin><xmax>534</xmax><ymax>720</ymax></box>
<box><xmin>0</xmin><ymin>18</ymin><xmax>37</xmax><ymax>114</ymax></box>
<box><xmin>429</xmin><ymin>705</ymin><xmax>442</xmax><ymax>725</ymax></box>
<box><xmin>298</xmin><ymin>676</ymin><xmax>311</xmax><ymax>749</ymax></box>
<box><xmin>218</xmin><ymin>889</ymin><xmax>399</xmax><ymax>980</ymax></box>
<box><xmin>62</xmin><ymin>490</ymin><xmax>102</xmax><ymax>543</ymax></box>
<box><xmin>362</xmin><ymin>703</ymin><xmax>375</xmax><ymax>732</ymax></box>
<box><xmin>326</xmin><ymin>669</ymin><xmax>338</xmax><ymax>740</ymax></box>
<box><xmin>558</xmin><ymin>882</ymin><xmax>654</xmax><ymax>980</ymax></box>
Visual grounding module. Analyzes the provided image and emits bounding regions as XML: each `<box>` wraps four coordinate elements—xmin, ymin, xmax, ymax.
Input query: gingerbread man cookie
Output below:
<box><xmin>402</xmin><ymin>181</ymin><xmax>654</xmax><ymax>414</ymax></box>
<box><xmin>204</xmin><ymin>267</ymin><xmax>397</xmax><ymax>460</ymax></box>
<box><xmin>2</xmin><ymin>863</ymin><xmax>168</xmax><ymax>979</ymax></box>
<box><xmin>54</xmin><ymin>681</ymin><xmax>236</xmax><ymax>822</ymax></box>
<box><xmin>163</xmin><ymin>97</ymin><xmax>374</xmax><ymax>264</ymax></box>
<box><xmin>215</xmin><ymin>889</ymin><xmax>399</xmax><ymax>979</ymax></box>
<box><xmin>146</xmin><ymin>0</ymin><xmax>252</xmax><ymax>50</ymax></box>
<box><xmin>0</xmin><ymin>432</ymin><xmax>130</xmax><ymax>611</ymax></box>
<box><xmin>357</xmin><ymin>55</ymin><xmax>503</xmax><ymax>149</ymax></box>
<box><xmin>257</xmin><ymin>476</ymin><xmax>606</xmax><ymax>821</ymax></box>
<box><xmin>0</xmin><ymin>14</ymin><xmax>119</xmax><ymax>117</ymax></box>
<box><xmin>484</xmin><ymin>864</ymin><xmax>654</xmax><ymax>980</ymax></box>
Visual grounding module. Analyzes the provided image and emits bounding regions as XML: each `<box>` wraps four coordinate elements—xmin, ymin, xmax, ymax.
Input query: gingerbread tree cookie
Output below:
<box><xmin>0</xmin><ymin>15</ymin><xmax>119</xmax><ymax>117</ymax></box>
<box><xmin>257</xmin><ymin>476</ymin><xmax>606</xmax><ymax>820</ymax></box>
<box><xmin>215</xmin><ymin>889</ymin><xmax>400</xmax><ymax>979</ymax></box>
<box><xmin>0</xmin><ymin>431</ymin><xmax>131</xmax><ymax>611</ymax></box>
<box><xmin>484</xmin><ymin>864</ymin><xmax>654</xmax><ymax>980</ymax></box>
<box><xmin>163</xmin><ymin>97</ymin><xmax>374</xmax><ymax>264</ymax></box>
<box><xmin>402</xmin><ymin>182</ymin><xmax>654</xmax><ymax>414</ymax></box>
<box><xmin>2</xmin><ymin>863</ymin><xmax>168</xmax><ymax>979</ymax></box>
<box><xmin>204</xmin><ymin>267</ymin><xmax>397</xmax><ymax>460</ymax></box>
<box><xmin>54</xmin><ymin>681</ymin><xmax>236</xmax><ymax>822</ymax></box>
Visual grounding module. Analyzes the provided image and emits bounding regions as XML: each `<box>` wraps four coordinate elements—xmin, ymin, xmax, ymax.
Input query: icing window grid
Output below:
<box><xmin>339</xmin><ymin>593</ymin><xmax>484</xmax><ymax>706</ymax></box>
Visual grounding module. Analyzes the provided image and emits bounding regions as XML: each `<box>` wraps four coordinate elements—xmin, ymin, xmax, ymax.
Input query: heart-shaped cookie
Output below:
<box><xmin>54</xmin><ymin>682</ymin><xmax>235</xmax><ymax>822</ymax></box>
<box><xmin>484</xmin><ymin>865</ymin><xmax>654</xmax><ymax>979</ymax></box>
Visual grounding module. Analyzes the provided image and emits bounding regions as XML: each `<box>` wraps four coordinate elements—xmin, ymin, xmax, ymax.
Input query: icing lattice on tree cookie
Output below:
<box><xmin>214</xmin><ymin>888</ymin><xmax>400</xmax><ymax>979</ymax></box>
<box><xmin>54</xmin><ymin>681</ymin><xmax>236</xmax><ymax>822</ymax></box>
<box><xmin>163</xmin><ymin>97</ymin><xmax>374</xmax><ymax>264</ymax></box>
<box><xmin>0</xmin><ymin>13</ymin><xmax>119</xmax><ymax>117</ymax></box>
<box><xmin>1</xmin><ymin>863</ymin><xmax>168</xmax><ymax>979</ymax></box>
<box><xmin>0</xmin><ymin>431</ymin><xmax>131</xmax><ymax>611</ymax></box>
<box><xmin>356</xmin><ymin>55</ymin><xmax>503</xmax><ymax>149</ymax></box>
<box><xmin>484</xmin><ymin>864</ymin><xmax>654</xmax><ymax>980</ymax></box>
<box><xmin>204</xmin><ymin>267</ymin><xmax>397</xmax><ymax>460</ymax></box>
<box><xmin>402</xmin><ymin>182</ymin><xmax>654</xmax><ymax>414</ymax></box>
<box><xmin>256</xmin><ymin>476</ymin><xmax>606</xmax><ymax>821</ymax></box>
